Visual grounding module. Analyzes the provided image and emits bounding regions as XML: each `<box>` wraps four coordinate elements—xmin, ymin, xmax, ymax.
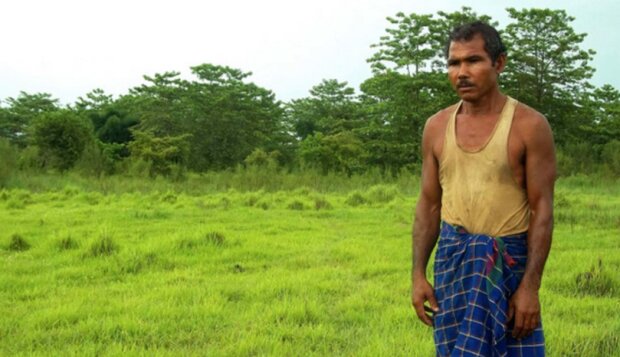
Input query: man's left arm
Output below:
<box><xmin>508</xmin><ymin>112</ymin><xmax>556</xmax><ymax>339</ymax></box>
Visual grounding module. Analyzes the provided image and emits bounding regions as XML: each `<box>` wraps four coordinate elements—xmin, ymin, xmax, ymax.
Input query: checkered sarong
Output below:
<box><xmin>433</xmin><ymin>221</ymin><xmax>545</xmax><ymax>356</ymax></box>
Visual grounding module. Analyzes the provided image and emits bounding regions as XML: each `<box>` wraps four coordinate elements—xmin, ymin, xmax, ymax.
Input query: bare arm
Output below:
<box><xmin>411</xmin><ymin>116</ymin><xmax>443</xmax><ymax>326</ymax></box>
<box><xmin>509</xmin><ymin>113</ymin><xmax>556</xmax><ymax>338</ymax></box>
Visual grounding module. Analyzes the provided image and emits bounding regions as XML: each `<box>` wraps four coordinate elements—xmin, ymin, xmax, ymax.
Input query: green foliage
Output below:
<box><xmin>244</xmin><ymin>148</ymin><xmax>280</xmax><ymax>170</ymax></box>
<box><xmin>601</xmin><ymin>140</ymin><xmax>620</xmax><ymax>176</ymax></box>
<box><xmin>0</xmin><ymin>139</ymin><xmax>17</xmax><ymax>187</ymax></box>
<box><xmin>503</xmin><ymin>8</ymin><xmax>595</xmax><ymax>144</ymax></box>
<box><xmin>0</xmin><ymin>8</ymin><xmax>618</xmax><ymax>177</ymax></box>
<box><xmin>31</xmin><ymin>110</ymin><xmax>94</xmax><ymax>171</ymax></box>
<box><xmin>287</xmin><ymin>79</ymin><xmax>362</xmax><ymax>139</ymax></box>
<box><xmin>0</xmin><ymin>92</ymin><xmax>59</xmax><ymax>147</ymax></box>
<box><xmin>298</xmin><ymin>132</ymin><xmax>367</xmax><ymax>176</ymax></box>
<box><xmin>128</xmin><ymin>130</ymin><xmax>190</xmax><ymax>178</ymax></box>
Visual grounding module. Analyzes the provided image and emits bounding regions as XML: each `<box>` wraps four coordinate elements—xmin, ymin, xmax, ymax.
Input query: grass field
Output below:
<box><xmin>1</xmin><ymin>173</ymin><xmax>619</xmax><ymax>356</ymax></box>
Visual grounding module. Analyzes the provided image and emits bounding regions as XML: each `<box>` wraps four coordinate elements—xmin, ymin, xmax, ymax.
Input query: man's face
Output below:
<box><xmin>447</xmin><ymin>34</ymin><xmax>504</xmax><ymax>102</ymax></box>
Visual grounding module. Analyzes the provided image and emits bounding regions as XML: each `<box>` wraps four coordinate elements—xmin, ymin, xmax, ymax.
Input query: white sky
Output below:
<box><xmin>1</xmin><ymin>0</ymin><xmax>618</xmax><ymax>104</ymax></box>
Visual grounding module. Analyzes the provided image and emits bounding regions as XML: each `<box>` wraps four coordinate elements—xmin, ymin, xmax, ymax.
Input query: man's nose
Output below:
<box><xmin>457</xmin><ymin>63</ymin><xmax>469</xmax><ymax>78</ymax></box>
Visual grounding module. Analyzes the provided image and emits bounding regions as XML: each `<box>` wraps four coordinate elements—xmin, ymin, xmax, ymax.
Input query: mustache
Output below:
<box><xmin>457</xmin><ymin>80</ymin><xmax>474</xmax><ymax>88</ymax></box>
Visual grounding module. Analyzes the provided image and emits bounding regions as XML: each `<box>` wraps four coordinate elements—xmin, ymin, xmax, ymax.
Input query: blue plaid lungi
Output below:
<box><xmin>433</xmin><ymin>221</ymin><xmax>545</xmax><ymax>357</ymax></box>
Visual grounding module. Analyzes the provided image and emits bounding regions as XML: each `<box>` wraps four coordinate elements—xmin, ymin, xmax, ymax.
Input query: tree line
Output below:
<box><xmin>1</xmin><ymin>7</ymin><xmax>619</xmax><ymax>182</ymax></box>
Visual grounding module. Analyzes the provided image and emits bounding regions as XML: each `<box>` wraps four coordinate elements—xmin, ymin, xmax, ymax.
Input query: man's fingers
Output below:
<box><xmin>507</xmin><ymin>302</ymin><xmax>514</xmax><ymax>322</ymax></box>
<box><xmin>427</xmin><ymin>292</ymin><xmax>440</xmax><ymax>312</ymax></box>
<box><xmin>414</xmin><ymin>303</ymin><xmax>433</xmax><ymax>327</ymax></box>
<box><xmin>512</xmin><ymin>311</ymin><xmax>524</xmax><ymax>338</ymax></box>
<box><xmin>519</xmin><ymin>315</ymin><xmax>533</xmax><ymax>339</ymax></box>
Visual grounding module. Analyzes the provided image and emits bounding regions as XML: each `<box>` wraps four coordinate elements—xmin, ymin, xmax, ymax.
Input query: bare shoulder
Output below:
<box><xmin>423</xmin><ymin>104</ymin><xmax>457</xmax><ymax>141</ymax></box>
<box><xmin>512</xmin><ymin>101</ymin><xmax>554</xmax><ymax>146</ymax></box>
<box><xmin>423</xmin><ymin>104</ymin><xmax>458</xmax><ymax>158</ymax></box>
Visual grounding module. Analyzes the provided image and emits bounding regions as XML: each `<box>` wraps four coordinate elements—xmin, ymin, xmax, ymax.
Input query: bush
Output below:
<box><xmin>31</xmin><ymin>110</ymin><xmax>94</xmax><ymax>171</ymax></box>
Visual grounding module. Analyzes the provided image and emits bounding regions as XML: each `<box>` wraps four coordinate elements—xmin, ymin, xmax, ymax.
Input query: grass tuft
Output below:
<box><xmin>8</xmin><ymin>234</ymin><xmax>30</xmax><ymax>251</ymax></box>
<box><xmin>287</xmin><ymin>200</ymin><xmax>306</xmax><ymax>210</ymax></box>
<box><xmin>161</xmin><ymin>192</ymin><xmax>177</xmax><ymax>203</ymax></box>
<box><xmin>56</xmin><ymin>235</ymin><xmax>79</xmax><ymax>250</ymax></box>
<box><xmin>314</xmin><ymin>196</ymin><xmax>333</xmax><ymax>210</ymax></box>
<box><xmin>345</xmin><ymin>191</ymin><xmax>367</xmax><ymax>206</ymax></box>
<box><xmin>88</xmin><ymin>233</ymin><xmax>119</xmax><ymax>257</ymax></box>
<box><xmin>366</xmin><ymin>184</ymin><xmax>399</xmax><ymax>204</ymax></box>
<box><xmin>120</xmin><ymin>252</ymin><xmax>158</xmax><ymax>274</ymax></box>
<box><xmin>205</xmin><ymin>231</ymin><xmax>226</xmax><ymax>246</ymax></box>
<box><xmin>575</xmin><ymin>258</ymin><xmax>617</xmax><ymax>297</ymax></box>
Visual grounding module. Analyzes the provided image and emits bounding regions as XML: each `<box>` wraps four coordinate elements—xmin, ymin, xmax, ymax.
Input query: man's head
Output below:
<box><xmin>446</xmin><ymin>21</ymin><xmax>507</xmax><ymax>102</ymax></box>
<box><xmin>445</xmin><ymin>21</ymin><xmax>506</xmax><ymax>65</ymax></box>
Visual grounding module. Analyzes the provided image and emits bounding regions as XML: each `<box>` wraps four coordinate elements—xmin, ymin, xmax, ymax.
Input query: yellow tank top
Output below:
<box><xmin>439</xmin><ymin>96</ymin><xmax>529</xmax><ymax>236</ymax></box>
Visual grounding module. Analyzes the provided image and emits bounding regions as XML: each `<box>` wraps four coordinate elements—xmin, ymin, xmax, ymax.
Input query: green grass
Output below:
<box><xmin>0</xmin><ymin>175</ymin><xmax>619</xmax><ymax>356</ymax></box>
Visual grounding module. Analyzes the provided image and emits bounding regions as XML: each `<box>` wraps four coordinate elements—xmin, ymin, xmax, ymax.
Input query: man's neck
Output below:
<box><xmin>460</xmin><ymin>90</ymin><xmax>506</xmax><ymax>116</ymax></box>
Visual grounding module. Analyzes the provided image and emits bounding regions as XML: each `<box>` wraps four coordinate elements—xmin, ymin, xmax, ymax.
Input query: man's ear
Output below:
<box><xmin>495</xmin><ymin>53</ymin><xmax>507</xmax><ymax>73</ymax></box>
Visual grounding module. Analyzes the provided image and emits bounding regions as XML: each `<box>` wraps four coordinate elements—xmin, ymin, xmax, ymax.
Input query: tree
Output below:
<box><xmin>0</xmin><ymin>92</ymin><xmax>59</xmax><ymax>147</ymax></box>
<box><xmin>298</xmin><ymin>131</ymin><xmax>367</xmax><ymax>176</ymax></box>
<box><xmin>128</xmin><ymin>129</ymin><xmax>191</xmax><ymax>177</ymax></box>
<box><xmin>31</xmin><ymin>110</ymin><xmax>93</xmax><ymax>171</ymax></box>
<box><xmin>287</xmin><ymin>79</ymin><xmax>362</xmax><ymax>140</ymax></box>
<box><xmin>185</xmin><ymin>64</ymin><xmax>288</xmax><ymax>170</ymax></box>
<box><xmin>361</xmin><ymin>9</ymin><xmax>492</xmax><ymax>173</ymax></box>
<box><xmin>503</xmin><ymin>8</ymin><xmax>596</xmax><ymax>144</ymax></box>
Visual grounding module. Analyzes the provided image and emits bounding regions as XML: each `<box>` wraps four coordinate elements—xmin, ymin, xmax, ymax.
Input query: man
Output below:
<box><xmin>411</xmin><ymin>21</ymin><xmax>555</xmax><ymax>356</ymax></box>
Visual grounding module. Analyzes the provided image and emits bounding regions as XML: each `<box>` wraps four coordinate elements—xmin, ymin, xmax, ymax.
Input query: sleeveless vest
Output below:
<box><xmin>439</xmin><ymin>96</ymin><xmax>529</xmax><ymax>236</ymax></box>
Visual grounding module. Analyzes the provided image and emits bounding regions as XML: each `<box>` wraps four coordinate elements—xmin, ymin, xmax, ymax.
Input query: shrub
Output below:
<box><xmin>31</xmin><ymin>110</ymin><xmax>94</xmax><ymax>171</ymax></box>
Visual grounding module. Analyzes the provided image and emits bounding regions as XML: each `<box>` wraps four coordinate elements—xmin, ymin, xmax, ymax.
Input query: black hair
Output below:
<box><xmin>445</xmin><ymin>21</ymin><xmax>507</xmax><ymax>64</ymax></box>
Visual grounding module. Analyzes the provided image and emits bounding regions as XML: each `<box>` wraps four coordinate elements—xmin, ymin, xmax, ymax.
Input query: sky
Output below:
<box><xmin>1</xmin><ymin>0</ymin><xmax>618</xmax><ymax>105</ymax></box>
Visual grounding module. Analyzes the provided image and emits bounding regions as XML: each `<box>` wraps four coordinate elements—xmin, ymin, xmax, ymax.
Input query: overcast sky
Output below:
<box><xmin>1</xmin><ymin>0</ymin><xmax>618</xmax><ymax>105</ymax></box>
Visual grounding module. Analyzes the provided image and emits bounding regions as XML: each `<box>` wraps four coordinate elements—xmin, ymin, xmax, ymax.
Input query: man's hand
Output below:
<box><xmin>412</xmin><ymin>277</ymin><xmax>440</xmax><ymax>327</ymax></box>
<box><xmin>507</xmin><ymin>285</ymin><xmax>540</xmax><ymax>339</ymax></box>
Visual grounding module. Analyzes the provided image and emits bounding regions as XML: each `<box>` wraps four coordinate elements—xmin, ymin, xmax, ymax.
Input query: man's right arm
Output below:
<box><xmin>411</xmin><ymin>115</ymin><xmax>443</xmax><ymax>327</ymax></box>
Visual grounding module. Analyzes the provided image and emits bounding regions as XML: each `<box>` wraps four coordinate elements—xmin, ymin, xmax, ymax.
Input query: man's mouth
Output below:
<box><xmin>458</xmin><ymin>82</ymin><xmax>474</xmax><ymax>89</ymax></box>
